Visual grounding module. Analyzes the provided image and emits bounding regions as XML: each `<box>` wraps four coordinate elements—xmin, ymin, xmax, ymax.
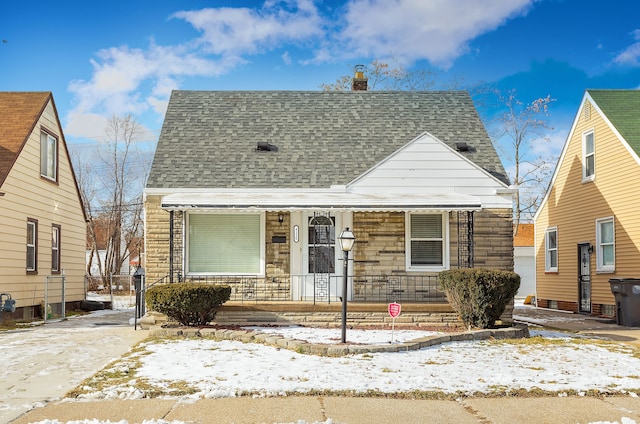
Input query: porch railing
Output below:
<box><xmin>149</xmin><ymin>273</ymin><xmax>446</xmax><ymax>304</ymax></box>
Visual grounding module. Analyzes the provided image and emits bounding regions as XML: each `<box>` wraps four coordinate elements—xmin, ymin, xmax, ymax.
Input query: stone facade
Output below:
<box><xmin>145</xmin><ymin>200</ymin><xmax>514</xmax><ymax>288</ymax></box>
<box><xmin>265</xmin><ymin>212</ymin><xmax>290</xmax><ymax>278</ymax></box>
<box><xmin>145</xmin><ymin>195</ymin><xmax>171</xmax><ymax>284</ymax></box>
<box><xmin>351</xmin><ymin>209</ymin><xmax>514</xmax><ymax>276</ymax></box>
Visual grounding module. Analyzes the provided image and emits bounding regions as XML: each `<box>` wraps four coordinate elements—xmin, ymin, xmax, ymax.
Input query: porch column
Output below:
<box><xmin>169</xmin><ymin>210</ymin><xmax>174</xmax><ymax>282</ymax></box>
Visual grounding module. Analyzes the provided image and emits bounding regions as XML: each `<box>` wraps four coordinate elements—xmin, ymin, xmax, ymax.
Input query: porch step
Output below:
<box><xmin>212</xmin><ymin>303</ymin><xmax>462</xmax><ymax>328</ymax></box>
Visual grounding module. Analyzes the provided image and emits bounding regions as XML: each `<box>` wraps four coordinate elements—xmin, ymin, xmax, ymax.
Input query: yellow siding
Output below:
<box><xmin>0</xmin><ymin>100</ymin><xmax>86</xmax><ymax>309</ymax></box>
<box><xmin>536</xmin><ymin>100</ymin><xmax>640</xmax><ymax>308</ymax></box>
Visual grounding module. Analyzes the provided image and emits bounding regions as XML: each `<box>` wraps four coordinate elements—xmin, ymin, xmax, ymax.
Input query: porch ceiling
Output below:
<box><xmin>160</xmin><ymin>190</ymin><xmax>482</xmax><ymax>212</ymax></box>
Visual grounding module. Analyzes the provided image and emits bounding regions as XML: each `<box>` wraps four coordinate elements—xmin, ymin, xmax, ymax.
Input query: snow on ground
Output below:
<box><xmin>10</xmin><ymin>296</ymin><xmax>640</xmax><ymax>424</ymax></box>
<box><xmin>243</xmin><ymin>325</ymin><xmax>443</xmax><ymax>344</ymax></box>
<box><xmin>73</xmin><ymin>331</ymin><xmax>640</xmax><ymax>402</ymax></box>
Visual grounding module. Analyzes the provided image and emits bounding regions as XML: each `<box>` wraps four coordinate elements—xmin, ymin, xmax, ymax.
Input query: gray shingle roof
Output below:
<box><xmin>147</xmin><ymin>90</ymin><xmax>509</xmax><ymax>189</ymax></box>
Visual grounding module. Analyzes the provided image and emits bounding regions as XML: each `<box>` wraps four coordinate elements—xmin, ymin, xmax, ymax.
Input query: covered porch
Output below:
<box><xmin>153</xmin><ymin>188</ymin><xmax>483</xmax><ymax>304</ymax></box>
<box><xmin>149</xmin><ymin>273</ymin><xmax>447</xmax><ymax>304</ymax></box>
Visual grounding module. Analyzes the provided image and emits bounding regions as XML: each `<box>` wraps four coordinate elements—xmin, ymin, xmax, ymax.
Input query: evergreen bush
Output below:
<box><xmin>146</xmin><ymin>283</ymin><xmax>231</xmax><ymax>326</ymax></box>
<box><xmin>439</xmin><ymin>268</ymin><xmax>520</xmax><ymax>329</ymax></box>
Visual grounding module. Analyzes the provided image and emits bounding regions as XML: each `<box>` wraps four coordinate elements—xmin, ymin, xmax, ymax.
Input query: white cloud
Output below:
<box><xmin>65</xmin><ymin>0</ymin><xmax>537</xmax><ymax>137</ymax></box>
<box><xmin>281</xmin><ymin>51</ymin><xmax>292</xmax><ymax>65</ymax></box>
<box><xmin>65</xmin><ymin>1</ymin><xmax>323</xmax><ymax>137</ymax></box>
<box><xmin>339</xmin><ymin>0</ymin><xmax>534</xmax><ymax>67</ymax></box>
<box><xmin>65</xmin><ymin>112</ymin><xmax>110</xmax><ymax>140</ymax></box>
<box><xmin>172</xmin><ymin>0</ymin><xmax>323</xmax><ymax>56</ymax></box>
<box><xmin>65</xmin><ymin>42</ymin><xmax>240</xmax><ymax>137</ymax></box>
<box><xmin>613</xmin><ymin>29</ymin><xmax>640</xmax><ymax>66</ymax></box>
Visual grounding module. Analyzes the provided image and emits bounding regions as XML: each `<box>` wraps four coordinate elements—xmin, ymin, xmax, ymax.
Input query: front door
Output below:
<box><xmin>303</xmin><ymin>213</ymin><xmax>339</xmax><ymax>302</ymax></box>
<box><xmin>578</xmin><ymin>243</ymin><xmax>592</xmax><ymax>313</ymax></box>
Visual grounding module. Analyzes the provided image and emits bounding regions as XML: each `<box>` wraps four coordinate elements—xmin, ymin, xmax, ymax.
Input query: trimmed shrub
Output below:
<box><xmin>439</xmin><ymin>268</ymin><xmax>520</xmax><ymax>329</ymax></box>
<box><xmin>146</xmin><ymin>283</ymin><xmax>231</xmax><ymax>326</ymax></box>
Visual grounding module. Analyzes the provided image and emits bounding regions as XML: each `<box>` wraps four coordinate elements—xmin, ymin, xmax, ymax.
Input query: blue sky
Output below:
<box><xmin>1</xmin><ymin>0</ymin><xmax>639</xmax><ymax>163</ymax></box>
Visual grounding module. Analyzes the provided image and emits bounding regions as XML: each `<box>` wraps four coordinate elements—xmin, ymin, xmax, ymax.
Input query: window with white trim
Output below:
<box><xmin>406</xmin><ymin>213</ymin><xmax>448</xmax><ymax>270</ymax></box>
<box><xmin>596</xmin><ymin>217</ymin><xmax>615</xmax><ymax>272</ymax></box>
<box><xmin>582</xmin><ymin>130</ymin><xmax>595</xmax><ymax>181</ymax></box>
<box><xmin>188</xmin><ymin>213</ymin><xmax>264</xmax><ymax>274</ymax></box>
<box><xmin>545</xmin><ymin>227</ymin><xmax>558</xmax><ymax>272</ymax></box>
<box><xmin>27</xmin><ymin>218</ymin><xmax>38</xmax><ymax>273</ymax></box>
<box><xmin>40</xmin><ymin>130</ymin><xmax>58</xmax><ymax>181</ymax></box>
<box><xmin>52</xmin><ymin>224</ymin><xmax>61</xmax><ymax>273</ymax></box>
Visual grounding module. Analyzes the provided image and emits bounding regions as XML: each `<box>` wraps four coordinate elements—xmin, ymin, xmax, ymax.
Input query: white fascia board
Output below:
<box><xmin>160</xmin><ymin>188</ymin><xmax>483</xmax><ymax>212</ymax></box>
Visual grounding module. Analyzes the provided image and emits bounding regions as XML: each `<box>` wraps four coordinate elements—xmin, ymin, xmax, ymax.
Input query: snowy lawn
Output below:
<box><xmin>67</xmin><ymin>327</ymin><xmax>640</xmax><ymax>401</ymax></box>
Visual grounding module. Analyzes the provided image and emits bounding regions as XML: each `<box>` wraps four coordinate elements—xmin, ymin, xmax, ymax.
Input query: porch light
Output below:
<box><xmin>338</xmin><ymin>227</ymin><xmax>356</xmax><ymax>343</ymax></box>
<box><xmin>338</xmin><ymin>228</ymin><xmax>355</xmax><ymax>252</ymax></box>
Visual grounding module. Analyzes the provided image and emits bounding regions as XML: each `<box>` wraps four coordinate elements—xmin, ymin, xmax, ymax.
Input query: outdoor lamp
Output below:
<box><xmin>338</xmin><ymin>227</ymin><xmax>355</xmax><ymax>343</ymax></box>
<box><xmin>338</xmin><ymin>228</ymin><xmax>355</xmax><ymax>252</ymax></box>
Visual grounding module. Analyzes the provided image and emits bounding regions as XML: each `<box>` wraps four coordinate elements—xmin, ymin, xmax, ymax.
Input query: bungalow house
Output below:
<box><xmin>0</xmin><ymin>92</ymin><xmax>87</xmax><ymax>319</ymax></box>
<box><xmin>534</xmin><ymin>90</ymin><xmax>640</xmax><ymax>317</ymax></box>
<box><xmin>144</xmin><ymin>84</ymin><xmax>515</xmax><ymax>314</ymax></box>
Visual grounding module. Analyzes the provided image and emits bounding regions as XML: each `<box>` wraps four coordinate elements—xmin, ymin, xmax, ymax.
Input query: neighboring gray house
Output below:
<box><xmin>144</xmin><ymin>87</ymin><xmax>514</xmax><ymax>304</ymax></box>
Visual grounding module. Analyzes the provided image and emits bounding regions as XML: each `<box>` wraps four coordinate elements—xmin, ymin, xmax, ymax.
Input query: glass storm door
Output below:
<box><xmin>578</xmin><ymin>243</ymin><xmax>592</xmax><ymax>313</ymax></box>
<box><xmin>303</xmin><ymin>214</ymin><xmax>337</xmax><ymax>301</ymax></box>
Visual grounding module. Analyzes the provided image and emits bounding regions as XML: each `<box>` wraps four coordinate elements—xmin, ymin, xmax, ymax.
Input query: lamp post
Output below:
<box><xmin>338</xmin><ymin>227</ymin><xmax>355</xmax><ymax>344</ymax></box>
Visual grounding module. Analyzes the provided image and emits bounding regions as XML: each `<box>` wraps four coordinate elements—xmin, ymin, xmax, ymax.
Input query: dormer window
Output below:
<box><xmin>582</xmin><ymin>130</ymin><xmax>595</xmax><ymax>182</ymax></box>
<box><xmin>40</xmin><ymin>130</ymin><xmax>58</xmax><ymax>182</ymax></box>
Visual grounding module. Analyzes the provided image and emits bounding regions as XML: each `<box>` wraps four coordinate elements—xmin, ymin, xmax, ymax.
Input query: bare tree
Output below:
<box><xmin>324</xmin><ymin>63</ymin><xmax>557</xmax><ymax>229</ymax></box>
<box><xmin>481</xmin><ymin>89</ymin><xmax>556</xmax><ymax>229</ymax></box>
<box><xmin>320</xmin><ymin>59</ymin><xmax>456</xmax><ymax>91</ymax></box>
<box><xmin>75</xmin><ymin>114</ymin><xmax>149</xmax><ymax>288</ymax></box>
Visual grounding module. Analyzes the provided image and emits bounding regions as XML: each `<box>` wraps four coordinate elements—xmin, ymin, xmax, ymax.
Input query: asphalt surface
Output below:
<box><xmin>5</xmin><ymin>305</ymin><xmax>640</xmax><ymax>424</ymax></box>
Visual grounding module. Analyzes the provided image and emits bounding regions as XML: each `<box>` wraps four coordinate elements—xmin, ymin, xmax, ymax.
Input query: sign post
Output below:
<box><xmin>388</xmin><ymin>302</ymin><xmax>401</xmax><ymax>343</ymax></box>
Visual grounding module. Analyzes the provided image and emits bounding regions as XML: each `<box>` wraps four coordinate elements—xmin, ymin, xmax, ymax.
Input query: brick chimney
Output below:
<box><xmin>351</xmin><ymin>64</ymin><xmax>368</xmax><ymax>91</ymax></box>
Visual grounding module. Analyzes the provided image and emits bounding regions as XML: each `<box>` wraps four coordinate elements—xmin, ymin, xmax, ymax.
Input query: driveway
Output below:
<box><xmin>0</xmin><ymin>308</ymin><xmax>148</xmax><ymax>423</ymax></box>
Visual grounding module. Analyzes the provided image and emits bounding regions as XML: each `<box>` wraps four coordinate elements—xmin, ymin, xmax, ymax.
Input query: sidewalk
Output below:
<box><xmin>11</xmin><ymin>394</ymin><xmax>640</xmax><ymax>424</ymax></box>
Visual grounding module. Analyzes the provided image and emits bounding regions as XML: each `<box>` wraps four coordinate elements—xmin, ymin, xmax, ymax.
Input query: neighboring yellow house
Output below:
<box><xmin>0</xmin><ymin>92</ymin><xmax>86</xmax><ymax>320</ymax></box>
<box><xmin>534</xmin><ymin>90</ymin><xmax>640</xmax><ymax>317</ymax></box>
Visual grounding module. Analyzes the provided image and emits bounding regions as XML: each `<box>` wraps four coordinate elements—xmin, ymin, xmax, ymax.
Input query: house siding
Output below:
<box><xmin>350</xmin><ymin>133</ymin><xmax>508</xmax><ymax>203</ymax></box>
<box><xmin>0</xmin><ymin>99</ymin><xmax>86</xmax><ymax>318</ymax></box>
<box><xmin>536</xmin><ymin>99</ymin><xmax>640</xmax><ymax>313</ymax></box>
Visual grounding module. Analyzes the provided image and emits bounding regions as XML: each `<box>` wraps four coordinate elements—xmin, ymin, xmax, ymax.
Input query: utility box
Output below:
<box><xmin>609</xmin><ymin>278</ymin><xmax>640</xmax><ymax>327</ymax></box>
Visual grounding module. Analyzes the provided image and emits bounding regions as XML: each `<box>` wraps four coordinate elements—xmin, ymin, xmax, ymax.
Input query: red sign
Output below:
<box><xmin>388</xmin><ymin>302</ymin><xmax>401</xmax><ymax>318</ymax></box>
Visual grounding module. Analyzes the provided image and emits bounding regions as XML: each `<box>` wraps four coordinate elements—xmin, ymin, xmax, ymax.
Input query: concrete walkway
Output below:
<box><xmin>1</xmin><ymin>309</ymin><xmax>149</xmax><ymax>424</ymax></box>
<box><xmin>513</xmin><ymin>304</ymin><xmax>640</xmax><ymax>347</ymax></box>
<box><xmin>7</xmin><ymin>305</ymin><xmax>640</xmax><ymax>424</ymax></box>
<box><xmin>11</xmin><ymin>395</ymin><xmax>640</xmax><ymax>424</ymax></box>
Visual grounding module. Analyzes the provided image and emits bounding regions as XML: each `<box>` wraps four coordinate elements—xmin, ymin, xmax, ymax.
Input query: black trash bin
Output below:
<box><xmin>609</xmin><ymin>278</ymin><xmax>640</xmax><ymax>327</ymax></box>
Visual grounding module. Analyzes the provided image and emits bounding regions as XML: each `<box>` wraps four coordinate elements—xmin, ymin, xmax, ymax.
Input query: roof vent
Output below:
<box><xmin>256</xmin><ymin>141</ymin><xmax>278</xmax><ymax>152</ymax></box>
<box><xmin>455</xmin><ymin>142</ymin><xmax>470</xmax><ymax>152</ymax></box>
